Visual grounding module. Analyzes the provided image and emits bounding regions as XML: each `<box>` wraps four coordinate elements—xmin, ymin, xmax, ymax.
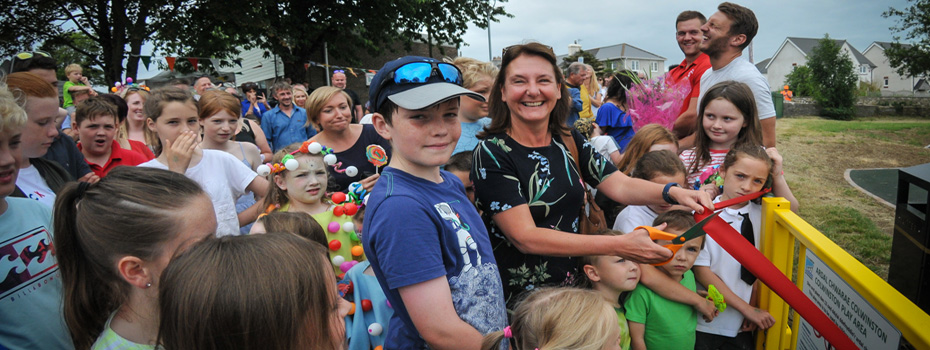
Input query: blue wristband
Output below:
<box><xmin>663</xmin><ymin>182</ymin><xmax>680</xmax><ymax>205</ymax></box>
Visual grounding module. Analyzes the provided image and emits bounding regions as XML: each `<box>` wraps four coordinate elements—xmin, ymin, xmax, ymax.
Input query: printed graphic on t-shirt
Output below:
<box><xmin>434</xmin><ymin>202</ymin><xmax>507</xmax><ymax>335</ymax></box>
<box><xmin>0</xmin><ymin>226</ymin><xmax>58</xmax><ymax>301</ymax></box>
<box><xmin>27</xmin><ymin>190</ymin><xmax>49</xmax><ymax>202</ymax></box>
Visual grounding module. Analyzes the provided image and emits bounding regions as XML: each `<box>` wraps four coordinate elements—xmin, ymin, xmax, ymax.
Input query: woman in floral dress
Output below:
<box><xmin>471</xmin><ymin>42</ymin><xmax>714</xmax><ymax>305</ymax></box>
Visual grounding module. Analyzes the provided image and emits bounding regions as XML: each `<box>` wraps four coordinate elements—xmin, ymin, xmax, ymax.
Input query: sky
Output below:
<box><xmin>456</xmin><ymin>0</ymin><xmax>911</xmax><ymax>69</ymax></box>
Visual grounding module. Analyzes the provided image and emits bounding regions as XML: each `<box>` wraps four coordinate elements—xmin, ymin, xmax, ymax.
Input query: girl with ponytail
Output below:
<box><xmin>53</xmin><ymin>166</ymin><xmax>217</xmax><ymax>349</ymax></box>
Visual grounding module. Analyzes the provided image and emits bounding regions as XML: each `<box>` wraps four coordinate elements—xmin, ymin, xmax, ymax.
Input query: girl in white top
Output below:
<box><xmin>139</xmin><ymin>88</ymin><xmax>269</xmax><ymax>237</ymax></box>
<box><xmin>198</xmin><ymin>90</ymin><xmax>264</xmax><ymax>234</ymax></box>
<box><xmin>692</xmin><ymin>143</ymin><xmax>798</xmax><ymax>345</ymax></box>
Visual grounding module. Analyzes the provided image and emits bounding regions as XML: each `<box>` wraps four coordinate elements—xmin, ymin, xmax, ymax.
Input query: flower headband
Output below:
<box><xmin>110</xmin><ymin>77</ymin><xmax>150</xmax><ymax>93</ymax></box>
<box><xmin>256</xmin><ymin>140</ymin><xmax>359</xmax><ymax>177</ymax></box>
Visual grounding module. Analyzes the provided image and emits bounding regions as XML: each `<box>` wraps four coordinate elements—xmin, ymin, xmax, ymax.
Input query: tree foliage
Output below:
<box><xmin>807</xmin><ymin>35</ymin><xmax>858</xmax><ymax>120</ymax></box>
<box><xmin>0</xmin><ymin>0</ymin><xmax>179</xmax><ymax>84</ymax></box>
<box><xmin>39</xmin><ymin>33</ymin><xmax>105</xmax><ymax>85</ymax></box>
<box><xmin>3</xmin><ymin>0</ymin><xmax>508</xmax><ymax>86</ymax></box>
<box><xmin>784</xmin><ymin>65</ymin><xmax>816</xmax><ymax>97</ymax></box>
<box><xmin>560</xmin><ymin>49</ymin><xmax>603</xmax><ymax>74</ymax></box>
<box><xmin>156</xmin><ymin>0</ymin><xmax>510</xmax><ymax>84</ymax></box>
<box><xmin>882</xmin><ymin>0</ymin><xmax>930</xmax><ymax>77</ymax></box>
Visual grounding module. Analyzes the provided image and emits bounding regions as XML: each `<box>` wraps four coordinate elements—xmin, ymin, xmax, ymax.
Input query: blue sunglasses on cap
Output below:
<box><xmin>383</xmin><ymin>61</ymin><xmax>463</xmax><ymax>86</ymax></box>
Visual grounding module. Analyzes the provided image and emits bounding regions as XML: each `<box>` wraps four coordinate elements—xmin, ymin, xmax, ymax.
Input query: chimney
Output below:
<box><xmin>568</xmin><ymin>42</ymin><xmax>582</xmax><ymax>56</ymax></box>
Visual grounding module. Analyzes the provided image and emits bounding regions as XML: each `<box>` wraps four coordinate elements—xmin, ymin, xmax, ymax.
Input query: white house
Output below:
<box><xmin>234</xmin><ymin>47</ymin><xmax>285</xmax><ymax>89</ymax></box>
<box><xmin>862</xmin><ymin>42</ymin><xmax>929</xmax><ymax>96</ymax></box>
<box><xmin>558</xmin><ymin>43</ymin><xmax>666</xmax><ymax>76</ymax></box>
<box><xmin>760</xmin><ymin>37</ymin><xmax>875</xmax><ymax>91</ymax></box>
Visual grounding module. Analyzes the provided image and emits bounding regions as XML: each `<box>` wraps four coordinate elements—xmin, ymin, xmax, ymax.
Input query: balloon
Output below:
<box><xmin>257</xmin><ymin>164</ymin><xmax>271</xmax><ymax>176</ymax></box>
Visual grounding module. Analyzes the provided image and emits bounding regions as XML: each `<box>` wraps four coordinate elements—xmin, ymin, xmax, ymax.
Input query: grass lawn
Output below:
<box><xmin>777</xmin><ymin>116</ymin><xmax>930</xmax><ymax>279</ymax></box>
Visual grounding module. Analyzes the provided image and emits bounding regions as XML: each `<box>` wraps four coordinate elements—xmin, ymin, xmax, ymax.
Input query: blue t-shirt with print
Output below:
<box><xmin>363</xmin><ymin>167</ymin><xmax>507</xmax><ymax>348</ymax></box>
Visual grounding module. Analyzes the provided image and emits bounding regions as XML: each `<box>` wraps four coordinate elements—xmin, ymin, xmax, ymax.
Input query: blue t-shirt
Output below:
<box><xmin>0</xmin><ymin>198</ymin><xmax>73</xmax><ymax>350</ymax></box>
<box><xmin>595</xmin><ymin>102</ymin><xmax>635</xmax><ymax>152</ymax></box>
<box><xmin>363</xmin><ymin>167</ymin><xmax>507</xmax><ymax>348</ymax></box>
<box><xmin>241</xmin><ymin>99</ymin><xmax>268</xmax><ymax>119</ymax></box>
<box><xmin>260</xmin><ymin>106</ymin><xmax>316</xmax><ymax>152</ymax></box>
<box><xmin>453</xmin><ymin>118</ymin><xmax>491</xmax><ymax>155</ymax></box>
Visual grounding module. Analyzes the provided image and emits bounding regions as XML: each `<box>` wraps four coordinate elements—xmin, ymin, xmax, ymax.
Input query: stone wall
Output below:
<box><xmin>782</xmin><ymin>97</ymin><xmax>930</xmax><ymax>118</ymax></box>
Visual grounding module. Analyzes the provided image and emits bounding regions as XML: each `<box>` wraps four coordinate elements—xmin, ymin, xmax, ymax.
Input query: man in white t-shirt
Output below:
<box><xmin>697</xmin><ymin>2</ymin><xmax>776</xmax><ymax>148</ymax></box>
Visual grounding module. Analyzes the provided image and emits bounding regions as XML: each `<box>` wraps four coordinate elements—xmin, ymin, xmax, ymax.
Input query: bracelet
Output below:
<box><xmin>663</xmin><ymin>182</ymin><xmax>680</xmax><ymax>205</ymax></box>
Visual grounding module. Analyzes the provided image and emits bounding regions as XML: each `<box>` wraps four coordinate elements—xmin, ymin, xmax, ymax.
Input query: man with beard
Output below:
<box><xmin>260</xmin><ymin>81</ymin><xmax>315</xmax><ymax>152</ymax></box>
<box><xmin>697</xmin><ymin>2</ymin><xmax>776</xmax><ymax>148</ymax></box>
<box><xmin>668</xmin><ymin>11</ymin><xmax>712</xmax><ymax>148</ymax></box>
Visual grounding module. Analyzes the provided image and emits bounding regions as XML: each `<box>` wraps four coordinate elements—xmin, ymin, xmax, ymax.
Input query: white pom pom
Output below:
<box><xmin>324</xmin><ymin>153</ymin><xmax>337</xmax><ymax>165</ymax></box>
<box><xmin>257</xmin><ymin>164</ymin><xmax>271</xmax><ymax>176</ymax></box>
<box><xmin>367</xmin><ymin>323</ymin><xmax>383</xmax><ymax>336</ymax></box>
<box><xmin>115</xmin><ymin>82</ymin><xmax>122</xmax><ymax>87</ymax></box>
<box><xmin>307</xmin><ymin>142</ymin><xmax>323</xmax><ymax>154</ymax></box>
<box><xmin>284</xmin><ymin>158</ymin><xmax>300</xmax><ymax>171</ymax></box>
<box><xmin>345</xmin><ymin>166</ymin><xmax>358</xmax><ymax>177</ymax></box>
<box><xmin>332</xmin><ymin>255</ymin><xmax>345</xmax><ymax>266</ymax></box>
<box><xmin>342</xmin><ymin>222</ymin><xmax>355</xmax><ymax>233</ymax></box>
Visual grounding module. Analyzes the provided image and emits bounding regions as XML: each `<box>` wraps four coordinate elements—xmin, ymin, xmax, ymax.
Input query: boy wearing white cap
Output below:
<box><xmin>363</xmin><ymin>56</ymin><xmax>507</xmax><ymax>349</ymax></box>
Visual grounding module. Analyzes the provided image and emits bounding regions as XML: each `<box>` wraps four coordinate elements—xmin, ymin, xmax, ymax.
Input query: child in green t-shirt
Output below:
<box><xmin>625</xmin><ymin>210</ymin><xmax>706</xmax><ymax>350</ymax></box>
<box><xmin>62</xmin><ymin>63</ymin><xmax>96</xmax><ymax>108</ymax></box>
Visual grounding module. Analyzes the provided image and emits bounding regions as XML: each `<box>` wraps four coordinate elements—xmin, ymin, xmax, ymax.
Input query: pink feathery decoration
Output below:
<box><xmin>626</xmin><ymin>75</ymin><xmax>690</xmax><ymax>131</ymax></box>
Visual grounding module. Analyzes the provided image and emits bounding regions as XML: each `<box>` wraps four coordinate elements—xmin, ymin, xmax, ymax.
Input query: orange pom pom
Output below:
<box><xmin>351</xmin><ymin>245</ymin><xmax>364</xmax><ymax>257</ymax></box>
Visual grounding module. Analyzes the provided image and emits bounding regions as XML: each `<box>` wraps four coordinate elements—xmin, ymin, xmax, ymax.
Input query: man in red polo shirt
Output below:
<box><xmin>73</xmin><ymin>97</ymin><xmax>148</xmax><ymax>177</ymax></box>
<box><xmin>668</xmin><ymin>10</ymin><xmax>712</xmax><ymax>148</ymax></box>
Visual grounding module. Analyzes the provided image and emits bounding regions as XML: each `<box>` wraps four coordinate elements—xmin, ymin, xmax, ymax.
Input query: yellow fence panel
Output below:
<box><xmin>759</xmin><ymin>197</ymin><xmax>930</xmax><ymax>350</ymax></box>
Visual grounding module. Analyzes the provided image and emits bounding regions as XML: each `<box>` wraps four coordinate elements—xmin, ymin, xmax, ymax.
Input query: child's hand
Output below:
<box><xmin>359</xmin><ymin>173</ymin><xmax>380</xmax><ymax>191</ymax></box>
<box><xmin>165</xmin><ymin>130</ymin><xmax>200</xmax><ymax>173</ymax></box>
<box><xmin>765</xmin><ymin>147</ymin><xmax>784</xmax><ymax>177</ymax></box>
<box><xmin>698</xmin><ymin>183</ymin><xmax>720</xmax><ymax>199</ymax></box>
<box><xmin>695</xmin><ymin>290</ymin><xmax>719</xmax><ymax>322</ymax></box>
<box><xmin>741</xmin><ymin>307</ymin><xmax>775</xmax><ymax>330</ymax></box>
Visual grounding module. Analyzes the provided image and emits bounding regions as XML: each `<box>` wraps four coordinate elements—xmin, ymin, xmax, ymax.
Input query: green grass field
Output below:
<box><xmin>777</xmin><ymin>117</ymin><xmax>930</xmax><ymax>279</ymax></box>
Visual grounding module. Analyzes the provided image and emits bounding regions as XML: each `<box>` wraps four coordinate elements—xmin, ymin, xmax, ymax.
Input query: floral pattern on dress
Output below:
<box><xmin>472</xmin><ymin>131</ymin><xmax>618</xmax><ymax>305</ymax></box>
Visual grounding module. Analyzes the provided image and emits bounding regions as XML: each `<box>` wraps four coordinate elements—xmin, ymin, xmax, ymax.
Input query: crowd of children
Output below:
<box><xmin>0</xmin><ymin>34</ymin><xmax>801</xmax><ymax>349</ymax></box>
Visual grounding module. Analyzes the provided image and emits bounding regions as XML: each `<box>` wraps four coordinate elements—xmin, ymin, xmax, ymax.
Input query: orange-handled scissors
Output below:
<box><xmin>635</xmin><ymin>211</ymin><xmax>720</xmax><ymax>266</ymax></box>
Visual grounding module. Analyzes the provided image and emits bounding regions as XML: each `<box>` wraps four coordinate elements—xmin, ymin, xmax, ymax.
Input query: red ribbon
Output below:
<box><xmin>695</xmin><ymin>190</ymin><xmax>858</xmax><ymax>350</ymax></box>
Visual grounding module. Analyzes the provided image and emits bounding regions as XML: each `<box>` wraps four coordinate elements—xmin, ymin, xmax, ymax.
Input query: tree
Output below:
<box><xmin>783</xmin><ymin>65</ymin><xmax>816</xmax><ymax>97</ymax></box>
<box><xmin>1</xmin><ymin>0</ymin><xmax>179</xmax><ymax>84</ymax></box>
<box><xmin>807</xmin><ymin>34</ymin><xmax>858</xmax><ymax>120</ymax></box>
<box><xmin>559</xmin><ymin>49</ymin><xmax>603</xmax><ymax>74</ymax></box>
<box><xmin>156</xmin><ymin>0</ymin><xmax>511</xmax><ymax>84</ymax></box>
<box><xmin>39</xmin><ymin>33</ymin><xmax>105</xmax><ymax>85</ymax></box>
<box><xmin>882</xmin><ymin>0</ymin><xmax>930</xmax><ymax>77</ymax></box>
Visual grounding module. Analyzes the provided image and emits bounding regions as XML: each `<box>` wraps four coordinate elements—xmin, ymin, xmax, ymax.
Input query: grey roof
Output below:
<box><xmin>557</xmin><ymin>43</ymin><xmax>666</xmax><ymax>62</ymax></box>
<box><xmin>787</xmin><ymin>37</ymin><xmax>875</xmax><ymax>68</ymax></box>
<box><xmin>871</xmin><ymin>41</ymin><xmax>912</xmax><ymax>51</ymax></box>
<box><xmin>756</xmin><ymin>58</ymin><xmax>771</xmax><ymax>73</ymax></box>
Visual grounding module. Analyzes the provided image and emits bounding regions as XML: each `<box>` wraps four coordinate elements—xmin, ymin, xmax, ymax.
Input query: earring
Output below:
<box><xmin>145</xmin><ymin>283</ymin><xmax>152</xmax><ymax>288</ymax></box>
